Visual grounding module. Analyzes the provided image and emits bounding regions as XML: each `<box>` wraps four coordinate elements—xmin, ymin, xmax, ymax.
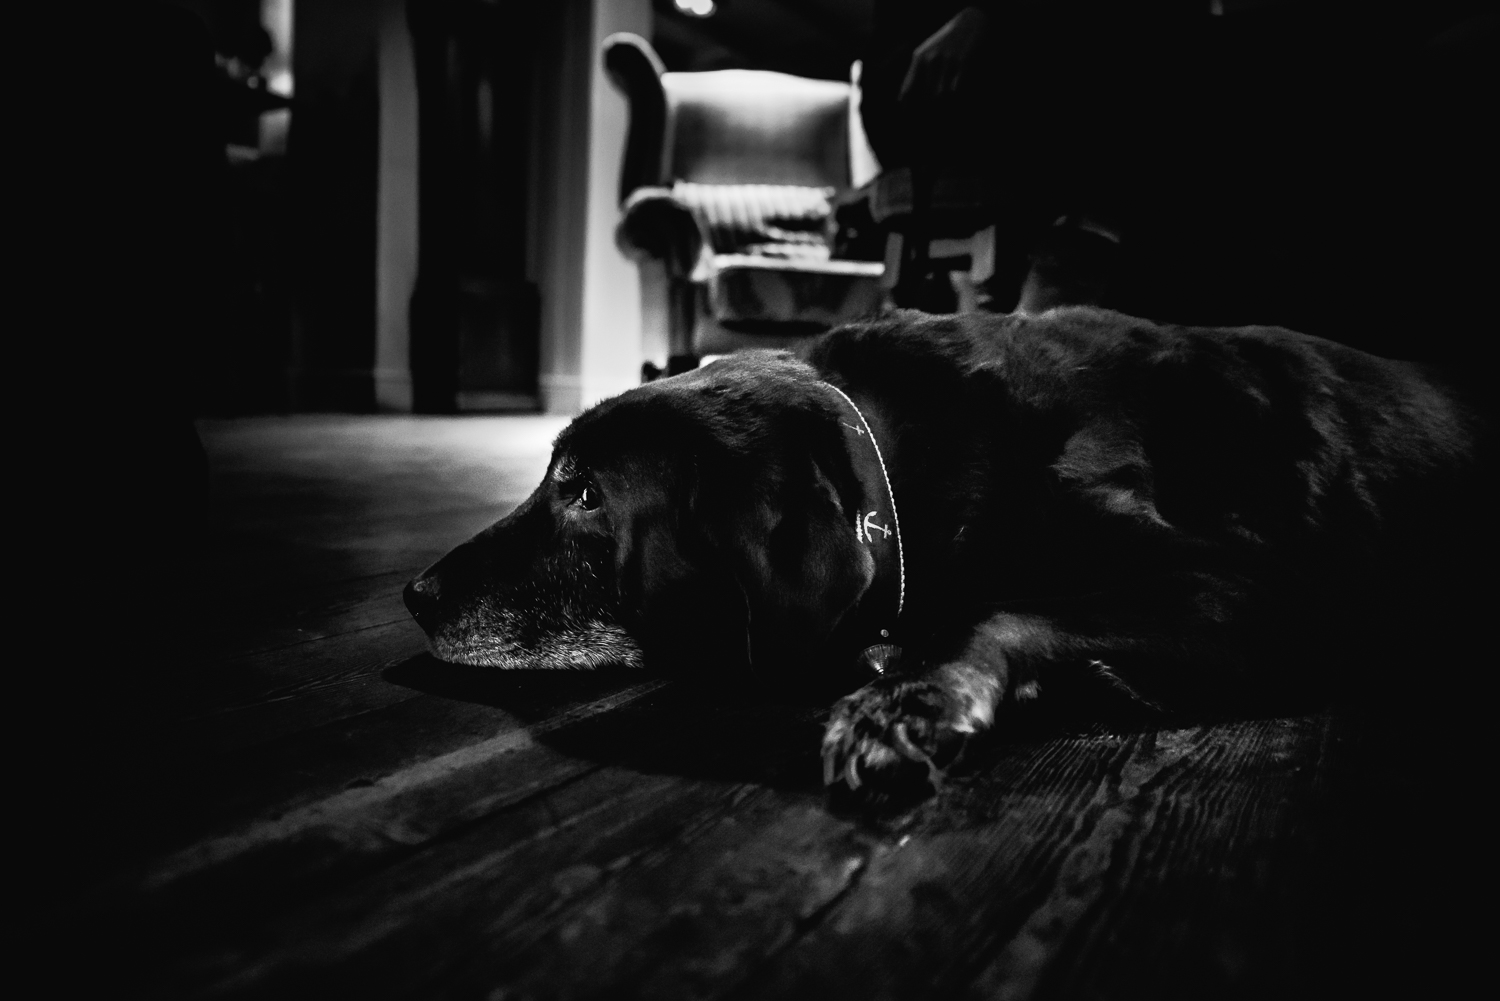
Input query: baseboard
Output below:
<box><xmin>539</xmin><ymin>374</ymin><xmax>583</xmax><ymax>415</ymax></box>
<box><xmin>539</xmin><ymin>373</ymin><xmax>640</xmax><ymax>415</ymax></box>
<box><xmin>456</xmin><ymin>390</ymin><xmax>540</xmax><ymax>412</ymax></box>
<box><xmin>375</xmin><ymin>369</ymin><xmax>414</xmax><ymax>413</ymax></box>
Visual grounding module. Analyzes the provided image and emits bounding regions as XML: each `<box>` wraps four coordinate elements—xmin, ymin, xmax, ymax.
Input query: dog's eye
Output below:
<box><xmin>575</xmin><ymin>484</ymin><xmax>601</xmax><ymax>511</ymax></box>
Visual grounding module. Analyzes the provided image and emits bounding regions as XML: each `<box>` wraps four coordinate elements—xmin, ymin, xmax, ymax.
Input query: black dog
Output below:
<box><xmin>405</xmin><ymin>308</ymin><xmax>1490</xmax><ymax>796</ymax></box>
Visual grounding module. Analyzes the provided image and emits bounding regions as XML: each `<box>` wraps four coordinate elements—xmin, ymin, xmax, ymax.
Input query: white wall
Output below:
<box><xmin>531</xmin><ymin>0</ymin><xmax>652</xmax><ymax>414</ymax></box>
<box><xmin>576</xmin><ymin>0</ymin><xmax>652</xmax><ymax>411</ymax></box>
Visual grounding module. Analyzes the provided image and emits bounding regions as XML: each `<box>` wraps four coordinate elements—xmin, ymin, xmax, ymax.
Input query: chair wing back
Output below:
<box><xmin>603</xmin><ymin>34</ymin><xmax>670</xmax><ymax>203</ymax></box>
<box><xmin>605</xmin><ymin>33</ymin><xmax>855</xmax><ymax>194</ymax></box>
<box><xmin>663</xmin><ymin>69</ymin><xmax>852</xmax><ymax>189</ymax></box>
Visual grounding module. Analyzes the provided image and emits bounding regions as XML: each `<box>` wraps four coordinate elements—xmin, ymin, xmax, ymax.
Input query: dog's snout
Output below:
<box><xmin>404</xmin><ymin>574</ymin><xmax>440</xmax><ymax>622</ymax></box>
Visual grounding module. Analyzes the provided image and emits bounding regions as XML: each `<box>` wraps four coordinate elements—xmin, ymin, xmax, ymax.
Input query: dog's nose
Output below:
<box><xmin>403</xmin><ymin>575</ymin><xmax>440</xmax><ymax>622</ymax></box>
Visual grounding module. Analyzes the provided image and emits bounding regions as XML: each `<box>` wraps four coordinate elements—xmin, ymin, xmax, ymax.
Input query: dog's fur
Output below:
<box><xmin>405</xmin><ymin>308</ymin><xmax>1490</xmax><ymax>795</ymax></box>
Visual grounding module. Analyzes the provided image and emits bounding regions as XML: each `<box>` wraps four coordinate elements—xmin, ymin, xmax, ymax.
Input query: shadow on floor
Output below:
<box><xmin>380</xmin><ymin>652</ymin><xmax>1192</xmax><ymax>816</ymax></box>
<box><xmin>384</xmin><ymin>654</ymin><xmax>831</xmax><ymax>795</ymax></box>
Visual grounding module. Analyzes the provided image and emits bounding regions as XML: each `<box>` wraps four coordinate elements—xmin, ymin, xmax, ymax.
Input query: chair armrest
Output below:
<box><xmin>616</xmin><ymin>187</ymin><xmax>708</xmax><ymax>278</ymax></box>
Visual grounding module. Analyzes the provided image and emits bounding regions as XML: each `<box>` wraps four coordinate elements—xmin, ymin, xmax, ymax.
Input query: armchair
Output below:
<box><xmin>604</xmin><ymin>34</ymin><xmax>886</xmax><ymax>376</ymax></box>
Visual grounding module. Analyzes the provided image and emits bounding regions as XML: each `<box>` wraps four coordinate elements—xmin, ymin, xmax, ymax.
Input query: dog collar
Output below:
<box><xmin>823</xmin><ymin>382</ymin><xmax>905</xmax><ymax>675</ymax></box>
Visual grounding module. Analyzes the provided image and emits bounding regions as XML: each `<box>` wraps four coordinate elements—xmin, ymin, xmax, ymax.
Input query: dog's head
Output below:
<box><xmin>404</xmin><ymin>351</ymin><xmax>877</xmax><ymax>683</ymax></box>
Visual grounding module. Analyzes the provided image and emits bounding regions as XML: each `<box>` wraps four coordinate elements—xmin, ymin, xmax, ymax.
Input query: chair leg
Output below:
<box><xmin>892</xmin><ymin>236</ymin><xmax>958</xmax><ymax>312</ymax></box>
<box><xmin>668</xmin><ymin>276</ymin><xmax>696</xmax><ymax>357</ymax></box>
<box><xmin>642</xmin><ymin>353</ymin><xmax>700</xmax><ymax>382</ymax></box>
<box><xmin>887</xmin><ymin>169</ymin><xmax>967</xmax><ymax>313</ymax></box>
<box><xmin>639</xmin><ymin>277</ymin><xmax>701</xmax><ymax>380</ymax></box>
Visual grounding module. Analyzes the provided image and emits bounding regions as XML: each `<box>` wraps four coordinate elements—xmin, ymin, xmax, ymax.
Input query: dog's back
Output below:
<box><xmin>812</xmin><ymin>307</ymin><xmax>1487</xmax><ymax>544</ymax></box>
<box><xmin>808</xmin><ymin>307</ymin><xmax>1491</xmax><ymax>704</ymax></box>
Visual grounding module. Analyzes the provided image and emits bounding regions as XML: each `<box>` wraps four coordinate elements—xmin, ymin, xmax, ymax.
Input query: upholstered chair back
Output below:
<box><xmin>664</xmin><ymin>70</ymin><xmax>852</xmax><ymax>189</ymax></box>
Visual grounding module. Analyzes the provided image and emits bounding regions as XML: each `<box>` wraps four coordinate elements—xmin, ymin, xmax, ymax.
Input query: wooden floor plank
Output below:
<box><xmin>190</xmin><ymin>567</ymin><xmax>427</xmax><ymax>664</ymax></box>
<box><xmin>69</xmin><ymin>675</ymin><xmax>645</xmax><ymax>888</ymax></box>
<box><xmin>167</xmin><ymin>771</ymin><xmax>757</xmax><ymax>998</ymax></box>
<box><xmin>170</xmin><ymin>770</ymin><xmax>870</xmax><ymax>1001</ymax></box>
<box><xmin>962</xmin><ymin>717</ymin><xmax>1337</xmax><ymax>1001</ymax></box>
<box><xmin>125</xmin><ymin>681</ymin><xmax>669</xmax><ymax>910</ymax></box>
<box><xmin>163</xmin><ymin>620</ymin><xmax>431</xmax><ymax>749</ymax></box>
<box><xmin>726</xmin><ymin>718</ymin><xmax>1341</xmax><ymax>1001</ymax></box>
<box><xmin>468</xmin><ymin>788</ymin><xmax>869</xmax><ymax>1001</ymax></box>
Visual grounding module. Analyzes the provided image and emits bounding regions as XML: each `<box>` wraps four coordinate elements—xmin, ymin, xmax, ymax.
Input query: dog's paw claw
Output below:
<box><xmin>822</xmin><ymin>676</ymin><xmax>963</xmax><ymax>800</ymax></box>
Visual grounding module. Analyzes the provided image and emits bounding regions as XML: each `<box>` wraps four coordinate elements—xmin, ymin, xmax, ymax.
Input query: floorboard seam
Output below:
<box><xmin>715</xmin><ymin>832</ymin><xmax>877</xmax><ymax>1001</ymax></box>
<box><xmin>193</xmin><ymin>616</ymin><xmax>417</xmax><ymax>671</ymax></box>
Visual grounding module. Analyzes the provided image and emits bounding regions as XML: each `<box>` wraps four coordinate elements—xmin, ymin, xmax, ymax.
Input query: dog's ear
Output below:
<box><xmin>711</xmin><ymin>455</ymin><xmax>875</xmax><ymax>675</ymax></box>
<box><xmin>612</xmin><ymin>446</ymin><xmax>873</xmax><ymax>681</ymax></box>
<box><xmin>613</xmin><ymin>471</ymin><xmax>754</xmax><ymax>679</ymax></box>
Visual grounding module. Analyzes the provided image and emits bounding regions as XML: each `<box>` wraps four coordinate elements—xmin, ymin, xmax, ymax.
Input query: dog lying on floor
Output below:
<box><xmin>405</xmin><ymin>308</ymin><xmax>1490</xmax><ymax>797</ymax></box>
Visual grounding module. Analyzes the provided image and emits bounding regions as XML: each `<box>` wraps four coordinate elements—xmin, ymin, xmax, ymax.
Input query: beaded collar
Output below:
<box><xmin>823</xmin><ymin>383</ymin><xmax>904</xmax><ymax>676</ymax></box>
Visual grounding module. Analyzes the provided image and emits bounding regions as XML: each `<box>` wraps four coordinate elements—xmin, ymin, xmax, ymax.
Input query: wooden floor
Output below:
<box><xmin>45</xmin><ymin>415</ymin><xmax>1479</xmax><ymax>1000</ymax></box>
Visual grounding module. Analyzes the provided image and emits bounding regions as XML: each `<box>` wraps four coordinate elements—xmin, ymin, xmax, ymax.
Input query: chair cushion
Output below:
<box><xmin>674</xmin><ymin>182</ymin><xmax>834</xmax><ymax>259</ymax></box>
<box><xmin>707</xmin><ymin>255</ymin><xmax>885</xmax><ymax>328</ymax></box>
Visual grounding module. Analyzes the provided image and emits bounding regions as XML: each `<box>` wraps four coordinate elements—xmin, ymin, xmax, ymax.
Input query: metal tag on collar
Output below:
<box><xmin>857</xmin><ymin>643</ymin><xmax>902</xmax><ymax>676</ymax></box>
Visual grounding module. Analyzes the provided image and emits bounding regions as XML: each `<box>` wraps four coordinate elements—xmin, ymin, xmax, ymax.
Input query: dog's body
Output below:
<box><xmin>406</xmin><ymin>308</ymin><xmax>1490</xmax><ymax>794</ymax></box>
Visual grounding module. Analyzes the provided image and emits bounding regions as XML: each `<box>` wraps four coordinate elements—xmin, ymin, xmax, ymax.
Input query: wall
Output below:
<box><xmin>530</xmin><ymin>0</ymin><xmax>652</xmax><ymax>414</ymax></box>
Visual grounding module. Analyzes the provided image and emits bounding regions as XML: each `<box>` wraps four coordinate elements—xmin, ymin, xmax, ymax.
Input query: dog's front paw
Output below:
<box><xmin>821</xmin><ymin>675</ymin><xmax>967</xmax><ymax>799</ymax></box>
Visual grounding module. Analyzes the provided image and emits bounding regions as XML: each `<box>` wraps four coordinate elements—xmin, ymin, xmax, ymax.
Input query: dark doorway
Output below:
<box><xmin>408</xmin><ymin>0</ymin><xmax>542</xmax><ymax>414</ymax></box>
